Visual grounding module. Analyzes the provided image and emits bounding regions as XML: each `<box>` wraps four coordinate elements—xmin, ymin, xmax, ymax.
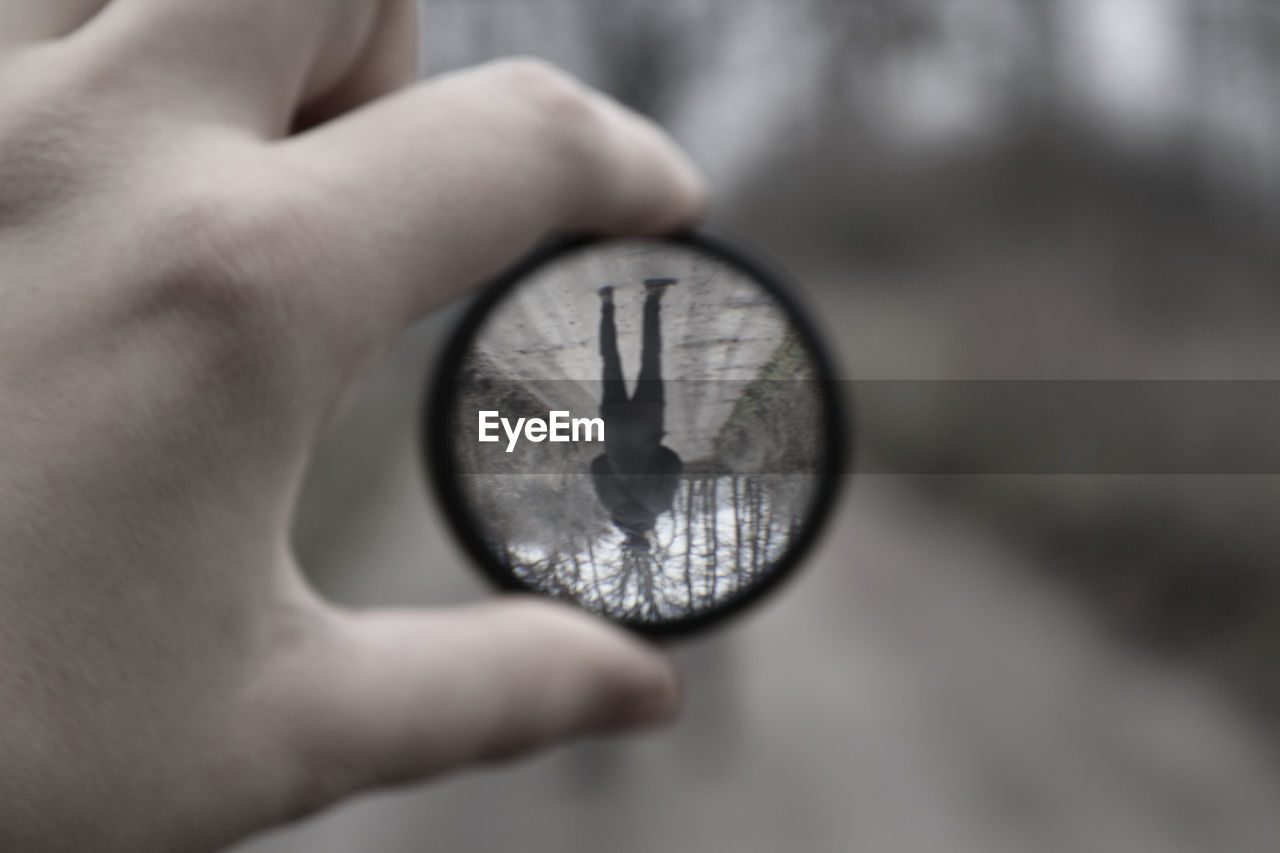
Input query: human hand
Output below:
<box><xmin>0</xmin><ymin>2</ymin><xmax>706</xmax><ymax>850</ymax></box>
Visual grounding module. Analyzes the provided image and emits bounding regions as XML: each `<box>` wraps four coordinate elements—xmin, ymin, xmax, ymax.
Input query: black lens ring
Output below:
<box><xmin>422</xmin><ymin>229</ymin><xmax>851</xmax><ymax>638</ymax></box>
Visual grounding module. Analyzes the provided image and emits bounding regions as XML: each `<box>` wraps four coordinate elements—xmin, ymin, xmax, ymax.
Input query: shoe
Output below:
<box><xmin>644</xmin><ymin>278</ymin><xmax>677</xmax><ymax>294</ymax></box>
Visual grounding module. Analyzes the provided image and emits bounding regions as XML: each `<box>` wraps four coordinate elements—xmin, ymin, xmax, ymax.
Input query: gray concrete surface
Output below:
<box><xmin>474</xmin><ymin>240</ymin><xmax>792</xmax><ymax>464</ymax></box>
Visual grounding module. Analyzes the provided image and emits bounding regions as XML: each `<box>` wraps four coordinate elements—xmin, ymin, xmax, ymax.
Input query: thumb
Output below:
<box><xmin>273</xmin><ymin>599</ymin><xmax>681</xmax><ymax>805</ymax></box>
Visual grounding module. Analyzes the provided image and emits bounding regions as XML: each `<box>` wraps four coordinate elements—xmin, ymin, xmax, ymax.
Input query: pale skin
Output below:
<box><xmin>0</xmin><ymin>1</ymin><xmax>707</xmax><ymax>850</ymax></box>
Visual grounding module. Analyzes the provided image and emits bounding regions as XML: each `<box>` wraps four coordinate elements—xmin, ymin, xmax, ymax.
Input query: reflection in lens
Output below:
<box><xmin>446</xmin><ymin>238</ymin><xmax>829</xmax><ymax>624</ymax></box>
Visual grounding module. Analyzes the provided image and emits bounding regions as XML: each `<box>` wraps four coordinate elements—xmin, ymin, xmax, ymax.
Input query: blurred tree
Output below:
<box><xmin>574</xmin><ymin>0</ymin><xmax>729</xmax><ymax>121</ymax></box>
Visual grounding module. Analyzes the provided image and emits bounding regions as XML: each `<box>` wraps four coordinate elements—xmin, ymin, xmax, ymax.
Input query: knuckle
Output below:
<box><xmin>112</xmin><ymin>171</ymin><xmax>332</xmax><ymax>409</ymax></box>
<box><xmin>240</xmin><ymin>616</ymin><xmax>370</xmax><ymax>827</ymax></box>
<box><xmin>492</xmin><ymin>57</ymin><xmax>587</xmax><ymax>106</ymax></box>
<box><xmin>0</xmin><ymin>50</ymin><xmax>104</xmax><ymax>220</ymax></box>
<box><xmin>477</xmin><ymin>58</ymin><xmax>616</xmax><ymax>216</ymax></box>
<box><xmin>135</xmin><ymin>177</ymin><xmax>313</xmax><ymax>331</ymax></box>
<box><xmin>489</xmin><ymin>57</ymin><xmax>605</xmax><ymax>149</ymax></box>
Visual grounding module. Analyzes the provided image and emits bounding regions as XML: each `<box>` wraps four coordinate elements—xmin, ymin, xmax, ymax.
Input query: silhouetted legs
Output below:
<box><xmin>633</xmin><ymin>286</ymin><xmax>665</xmax><ymax>405</ymax></box>
<box><xmin>598</xmin><ymin>286</ymin><xmax>626</xmax><ymax>406</ymax></box>
<box><xmin>597</xmin><ymin>278</ymin><xmax>676</xmax><ymax>444</ymax></box>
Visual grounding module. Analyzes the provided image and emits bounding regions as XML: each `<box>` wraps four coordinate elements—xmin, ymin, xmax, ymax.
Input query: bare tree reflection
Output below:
<box><xmin>500</xmin><ymin>474</ymin><xmax>814</xmax><ymax>621</ymax></box>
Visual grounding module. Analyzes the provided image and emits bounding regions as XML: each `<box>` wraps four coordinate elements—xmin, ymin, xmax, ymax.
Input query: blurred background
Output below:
<box><xmin>236</xmin><ymin>1</ymin><xmax>1280</xmax><ymax>851</ymax></box>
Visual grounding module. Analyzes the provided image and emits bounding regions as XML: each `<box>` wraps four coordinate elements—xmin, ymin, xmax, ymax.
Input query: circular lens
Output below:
<box><xmin>425</xmin><ymin>232</ymin><xmax>846</xmax><ymax>636</ymax></box>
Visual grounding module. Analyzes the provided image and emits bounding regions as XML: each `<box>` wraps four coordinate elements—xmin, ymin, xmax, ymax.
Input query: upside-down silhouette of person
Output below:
<box><xmin>590</xmin><ymin>278</ymin><xmax>684</xmax><ymax>553</ymax></box>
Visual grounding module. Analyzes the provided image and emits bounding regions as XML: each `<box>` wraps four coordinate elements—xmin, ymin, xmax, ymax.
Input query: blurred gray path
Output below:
<box><xmin>234</xmin><ymin>428</ymin><xmax>1280</xmax><ymax>853</ymax></box>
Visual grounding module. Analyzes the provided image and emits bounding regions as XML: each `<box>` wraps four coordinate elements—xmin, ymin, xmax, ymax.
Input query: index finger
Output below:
<box><xmin>277</xmin><ymin>58</ymin><xmax>708</xmax><ymax>328</ymax></box>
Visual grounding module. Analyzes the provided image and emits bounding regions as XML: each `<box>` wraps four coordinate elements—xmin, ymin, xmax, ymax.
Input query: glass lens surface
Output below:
<box><xmin>442</xmin><ymin>238</ymin><xmax>832</xmax><ymax>626</ymax></box>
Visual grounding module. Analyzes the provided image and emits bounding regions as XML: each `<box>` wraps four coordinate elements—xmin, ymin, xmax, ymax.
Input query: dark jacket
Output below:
<box><xmin>591</xmin><ymin>447</ymin><xmax>683</xmax><ymax>536</ymax></box>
